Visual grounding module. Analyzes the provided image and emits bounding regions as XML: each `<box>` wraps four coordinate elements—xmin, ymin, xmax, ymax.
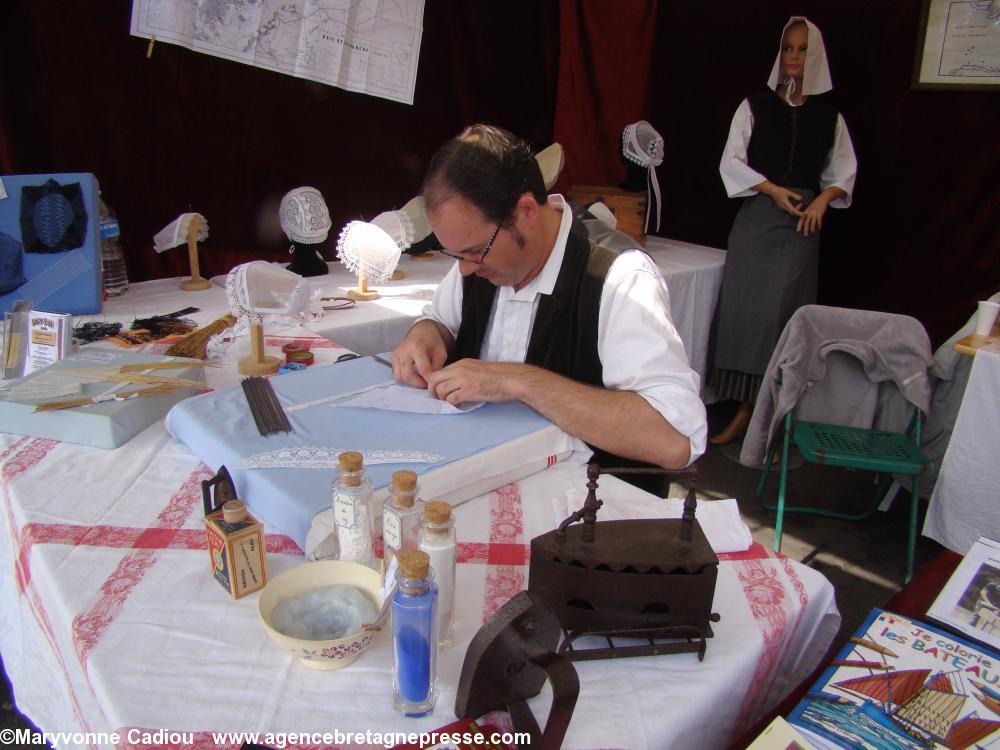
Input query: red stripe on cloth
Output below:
<box><xmin>487</xmin><ymin>542</ymin><xmax>529</xmax><ymax>566</ymax></box>
<box><xmin>717</xmin><ymin>542</ymin><xmax>777</xmax><ymax>562</ymax></box>
<box><xmin>0</xmin><ymin>439</ymin><xmax>95</xmax><ymax>744</ymax></box>
<box><xmin>457</xmin><ymin>541</ymin><xmax>489</xmax><ymax>563</ymax></box>
<box><xmin>15</xmin><ymin>523</ymin><xmax>303</xmax><ymax>588</ymax></box>
<box><xmin>133</xmin><ymin>527</ymin><xmax>182</xmax><ymax>548</ymax></box>
<box><xmin>732</xmin><ymin>558</ymin><xmax>794</xmax><ymax>728</ymax></box>
<box><xmin>72</xmin><ymin>466</ymin><xmax>213</xmax><ymax>668</ymax></box>
<box><xmin>1</xmin><ymin>438</ymin><xmax>61</xmax><ymax>593</ymax></box>
<box><xmin>482</xmin><ymin>482</ymin><xmax>526</xmax><ymax>622</ymax></box>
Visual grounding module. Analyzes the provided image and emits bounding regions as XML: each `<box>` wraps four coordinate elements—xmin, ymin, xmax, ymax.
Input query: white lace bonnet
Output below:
<box><xmin>621</xmin><ymin>120</ymin><xmax>664</xmax><ymax>232</ymax></box>
<box><xmin>368</xmin><ymin>195</ymin><xmax>432</xmax><ymax>251</ymax></box>
<box><xmin>279</xmin><ymin>187</ymin><xmax>332</xmax><ymax>245</ymax></box>
<box><xmin>336</xmin><ymin>221</ymin><xmax>402</xmax><ymax>282</ymax></box>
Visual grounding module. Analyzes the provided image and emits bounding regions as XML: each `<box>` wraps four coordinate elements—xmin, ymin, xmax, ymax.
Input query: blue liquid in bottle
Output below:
<box><xmin>392</xmin><ymin>554</ymin><xmax>438</xmax><ymax>716</ymax></box>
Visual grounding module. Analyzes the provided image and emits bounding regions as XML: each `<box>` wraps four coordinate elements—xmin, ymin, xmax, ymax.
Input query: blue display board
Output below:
<box><xmin>0</xmin><ymin>173</ymin><xmax>103</xmax><ymax>315</ymax></box>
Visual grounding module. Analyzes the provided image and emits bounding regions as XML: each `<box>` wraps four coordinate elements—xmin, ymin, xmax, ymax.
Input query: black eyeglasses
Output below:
<box><xmin>437</xmin><ymin>221</ymin><xmax>502</xmax><ymax>264</ymax></box>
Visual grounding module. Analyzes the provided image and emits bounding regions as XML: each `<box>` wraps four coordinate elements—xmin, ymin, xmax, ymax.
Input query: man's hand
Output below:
<box><xmin>391</xmin><ymin>320</ymin><xmax>451</xmax><ymax>388</ymax></box>
<box><xmin>424</xmin><ymin>359</ymin><xmax>522</xmax><ymax>405</ymax></box>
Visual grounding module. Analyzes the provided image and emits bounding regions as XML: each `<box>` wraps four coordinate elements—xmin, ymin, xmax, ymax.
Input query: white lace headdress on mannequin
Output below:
<box><xmin>766</xmin><ymin>16</ymin><xmax>833</xmax><ymax>103</ymax></box>
<box><xmin>621</xmin><ymin>120</ymin><xmax>664</xmax><ymax>232</ymax></box>
<box><xmin>279</xmin><ymin>187</ymin><xmax>332</xmax><ymax>245</ymax></box>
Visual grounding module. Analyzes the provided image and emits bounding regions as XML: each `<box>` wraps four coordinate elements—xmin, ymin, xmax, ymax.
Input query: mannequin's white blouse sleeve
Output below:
<box><xmin>819</xmin><ymin>114</ymin><xmax>857</xmax><ymax>208</ymax></box>
<box><xmin>719</xmin><ymin>99</ymin><xmax>767</xmax><ymax>198</ymax></box>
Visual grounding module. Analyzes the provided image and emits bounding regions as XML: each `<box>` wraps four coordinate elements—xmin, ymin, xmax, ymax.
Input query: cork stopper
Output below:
<box><xmin>398</xmin><ymin>550</ymin><xmax>430</xmax><ymax>580</ymax></box>
<box><xmin>390</xmin><ymin>470</ymin><xmax>418</xmax><ymax>508</ymax></box>
<box><xmin>222</xmin><ymin>499</ymin><xmax>247</xmax><ymax>524</ymax></box>
<box><xmin>338</xmin><ymin>450</ymin><xmax>364</xmax><ymax>487</ymax></box>
<box><xmin>423</xmin><ymin>500</ymin><xmax>452</xmax><ymax>525</ymax></box>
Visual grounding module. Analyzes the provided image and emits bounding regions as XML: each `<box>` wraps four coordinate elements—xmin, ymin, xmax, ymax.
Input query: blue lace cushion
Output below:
<box><xmin>20</xmin><ymin>179</ymin><xmax>88</xmax><ymax>253</ymax></box>
<box><xmin>0</xmin><ymin>231</ymin><xmax>26</xmax><ymax>295</ymax></box>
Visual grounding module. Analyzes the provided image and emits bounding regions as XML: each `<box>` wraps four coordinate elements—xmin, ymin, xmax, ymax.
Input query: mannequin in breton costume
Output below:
<box><xmin>709</xmin><ymin>17</ymin><xmax>857</xmax><ymax>445</ymax></box>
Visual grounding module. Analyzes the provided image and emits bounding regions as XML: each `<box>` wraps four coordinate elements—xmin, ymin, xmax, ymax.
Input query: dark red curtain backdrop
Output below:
<box><xmin>1</xmin><ymin>1</ymin><xmax>996</xmax><ymax>344</ymax></box>
<box><xmin>552</xmin><ymin>0</ymin><xmax>658</xmax><ymax>192</ymax></box>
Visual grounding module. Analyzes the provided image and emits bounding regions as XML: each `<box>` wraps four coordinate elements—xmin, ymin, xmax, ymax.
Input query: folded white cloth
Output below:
<box><xmin>153</xmin><ymin>213</ymin><xmax>208</xmax><ymax>253</ymax></box>
<box><xmin>553</xmin><ymin>489</ymin><xmax>753</xmax><ymax>554</ymax></box>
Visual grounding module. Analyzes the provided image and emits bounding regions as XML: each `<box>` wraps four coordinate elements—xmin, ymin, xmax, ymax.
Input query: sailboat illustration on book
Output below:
<box><xmin>792</xmin><ymin>612</ymin><xmax>1000</xmax><ymax>750</ymax></box>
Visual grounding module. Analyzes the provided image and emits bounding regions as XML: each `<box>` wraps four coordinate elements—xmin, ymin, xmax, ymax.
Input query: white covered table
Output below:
<box><xmin>1</xmin><ymin>421</ymin><xmax>837</xmax><ymax>750</ymax></box>
<box><xmin>95</xmin><ymin>237</ymin><xmax>724</xmax><ymax>376</ymax></box>
<box><xmin>923</xmin><ymin>344</ymin><xmax>1000</xmax><ymax>554</ymax></box>
<box><xmin>644</xmin><ymin>236</ymin><xmax>726</xmax><ymax>389</ymax></box>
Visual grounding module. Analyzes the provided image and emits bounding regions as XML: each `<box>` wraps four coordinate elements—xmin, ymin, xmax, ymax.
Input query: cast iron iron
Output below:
<box><xmin>455</xmin><ymin>591</ymin><xmax>578</xmax><ymax>750</ymax></box>
<box><xmin>528</xmin><ymin>464</ymin><xmax>720</xmax><ymax>661</ymax></box>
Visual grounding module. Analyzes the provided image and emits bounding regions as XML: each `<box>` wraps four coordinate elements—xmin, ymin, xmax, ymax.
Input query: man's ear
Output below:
<box><xmin>514</xmin><ymin>193</ymin><xmax>541</xmax><ymax>227</ymax></box>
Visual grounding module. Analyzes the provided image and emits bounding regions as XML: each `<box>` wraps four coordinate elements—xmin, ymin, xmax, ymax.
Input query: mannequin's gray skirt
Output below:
<box><xmin>709</xmin><ymin>189</ymin><xmax>819</xmax><ymax>402</ymax></box>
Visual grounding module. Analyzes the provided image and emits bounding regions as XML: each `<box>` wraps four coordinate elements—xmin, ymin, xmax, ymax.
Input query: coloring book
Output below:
<box><xmin>789</xmin><ymin>608</ymin><xmax>1000</xmax><ymax>749</ymax></box>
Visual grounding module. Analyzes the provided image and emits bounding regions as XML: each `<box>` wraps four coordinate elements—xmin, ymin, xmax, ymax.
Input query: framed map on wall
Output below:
<box><xmin>914</xmin><ymin>0</ymin><xmax>1000</xmax><ymax>89</ymax></box>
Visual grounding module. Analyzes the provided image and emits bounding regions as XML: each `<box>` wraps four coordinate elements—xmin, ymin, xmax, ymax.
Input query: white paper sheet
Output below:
<box><xmin>331</xmin><ymin>382</ymin><xmax>483</xmax><ymax>415</ymax></box>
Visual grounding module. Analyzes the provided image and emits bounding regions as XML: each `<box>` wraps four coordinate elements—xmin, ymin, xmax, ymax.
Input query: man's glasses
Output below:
<box><xmin>437</xmin><ymin>221</ymin><xmax>502</xmax><ymax>265</ymax></box>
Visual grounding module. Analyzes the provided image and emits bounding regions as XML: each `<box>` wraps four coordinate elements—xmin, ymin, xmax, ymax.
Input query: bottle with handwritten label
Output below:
<box><xmin>332</xmin><ymin>451</ymin><xmax>377</xmax><ymax>570</ymax></box>
<box><xmin>418</xmin><ymin>500</ymin><xmax>456</xmax><ymax>648</ymax></box>
<box><xmin>392</xmin><ymin>550</ymin><xmax>438</xmax><ymax>717</ymax></box>
<box><xmin>383</xmin><ymin>470</ymin><xmax>424</xmax><ymax>567</ymax></box>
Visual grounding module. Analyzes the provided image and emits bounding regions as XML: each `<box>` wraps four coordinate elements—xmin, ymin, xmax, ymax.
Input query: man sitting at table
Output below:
<box><xmin>391</xmin><ymin>124</ymin><xmax>707</xmax><ymax>480</ymax></box>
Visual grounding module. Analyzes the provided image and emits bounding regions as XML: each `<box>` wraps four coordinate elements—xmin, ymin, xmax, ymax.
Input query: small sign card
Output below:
<box><xmin>26</xmin><ymin>310</ymin><xmax>73</xmax><ymax>375</ymax></box>
<box><xmin>927</xmin><ymin>536</ymin><xmax>1000</xmax><ymax>652</ymax></box>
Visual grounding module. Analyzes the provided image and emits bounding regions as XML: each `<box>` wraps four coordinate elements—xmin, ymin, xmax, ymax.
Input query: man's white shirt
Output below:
<box><xmin>423</xmin><ymin>194</ymin><xmax>707</xmax><ymax>463</ymax></box>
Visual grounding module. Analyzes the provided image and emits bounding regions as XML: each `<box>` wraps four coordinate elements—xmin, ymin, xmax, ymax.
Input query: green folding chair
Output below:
<box><xmin>756</xmin><ymin>409</ymin><xmax>933</xmax><ymax>583</ymax></box>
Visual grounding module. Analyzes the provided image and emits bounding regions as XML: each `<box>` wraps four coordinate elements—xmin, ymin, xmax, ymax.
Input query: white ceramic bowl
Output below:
<box><xmin>257</xmin><ymin>560</ymin><xmax>387</xmax><ymax>670</ymax></box>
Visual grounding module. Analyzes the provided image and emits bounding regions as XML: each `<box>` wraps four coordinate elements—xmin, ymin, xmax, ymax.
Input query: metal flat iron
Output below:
<box><xmin>455</xmin><ymin>591</ymin><xmax>578</xmax><ymax>750</ymax></box>
<box><xmin>529</xmin><ymin>464</ymin><xmax>720</xmax><ymax>661</ymax></box>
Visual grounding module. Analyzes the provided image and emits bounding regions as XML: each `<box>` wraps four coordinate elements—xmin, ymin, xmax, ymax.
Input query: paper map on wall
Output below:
<box><xmin>917</xmin><ymin>0</ymin><xmax>1000</xmax><ymax>85</ymax></box>
<box><xmin>130</xmin><ymin>0</ymin><xmax>424</xmax><ymax>104</ymax></box>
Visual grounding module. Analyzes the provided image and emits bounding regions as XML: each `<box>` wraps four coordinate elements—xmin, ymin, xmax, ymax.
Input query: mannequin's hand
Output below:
<box><xmin>767</xmin><ymin>186</ymin><xmax>805</xmax><ymax>217</ymax></box>
<box><xmin>796</xmin><ymin>197</ymin><xmax>830</xmax><ymax>236</ymax></box>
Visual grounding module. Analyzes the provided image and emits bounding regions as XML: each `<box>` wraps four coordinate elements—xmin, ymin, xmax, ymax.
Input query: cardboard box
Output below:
<box><xmin>204</xmin><ymin>501</ymin><xmax>266</xmax><ymax>599</ymax></box>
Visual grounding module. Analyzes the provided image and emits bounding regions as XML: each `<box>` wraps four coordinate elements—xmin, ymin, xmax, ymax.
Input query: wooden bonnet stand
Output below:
<box><xmin>180</xmin><ymin>214</ymin><xmax>211</xmax><ymax>291</ymax></box>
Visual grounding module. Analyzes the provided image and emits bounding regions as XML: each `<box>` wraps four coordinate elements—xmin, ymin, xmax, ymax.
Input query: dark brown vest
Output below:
<box><xmin>450</xmin><ymin>218</ymin><xmax>668</xmax><ymax>492</ymax></box>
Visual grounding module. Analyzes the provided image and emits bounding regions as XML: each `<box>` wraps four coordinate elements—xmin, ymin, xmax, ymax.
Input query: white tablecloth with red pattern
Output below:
<box><xmin>0</xmin><ymin>416</ymin><xmax>838</xmax><ymax>750</ymax></box>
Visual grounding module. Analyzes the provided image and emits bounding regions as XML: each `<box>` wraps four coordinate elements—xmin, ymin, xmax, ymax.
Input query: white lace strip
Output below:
<box><xmin>239</xmin><ymin>447</ymin><xmax>445</xmax><ymax>470</ymax></box>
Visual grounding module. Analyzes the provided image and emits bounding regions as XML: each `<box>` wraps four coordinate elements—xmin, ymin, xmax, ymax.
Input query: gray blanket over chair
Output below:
<box><xmin>740</xmin><ymin>305</ymin><xmax>934</xmax><ymax>468</ymax></box>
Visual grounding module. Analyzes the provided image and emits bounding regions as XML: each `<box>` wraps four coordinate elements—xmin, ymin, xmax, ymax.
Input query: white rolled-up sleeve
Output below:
<box><xmin>598</xmin><ymin>250</ymin><xmax>708</xmax><ymax>464</ymax></box>
<box><xmin>419</xmin><ymin>260</ymin><xmax>463</xmax><ymax>339</ymax></box>
<box><xmin>819</xmin><ymin>113</ymin><xmax>857</xmax><ymax>208</ymax></box>
<box><xmin>719</xmin><ymin>99</ymin><xmax>767</xmax><ymax>198</ymax></box>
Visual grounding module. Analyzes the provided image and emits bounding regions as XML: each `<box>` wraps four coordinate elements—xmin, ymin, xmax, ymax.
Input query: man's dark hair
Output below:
<box><xmin>421</xmin><ymin>124</ymin><xmax>547</xmax><ymax>226</ymax></box>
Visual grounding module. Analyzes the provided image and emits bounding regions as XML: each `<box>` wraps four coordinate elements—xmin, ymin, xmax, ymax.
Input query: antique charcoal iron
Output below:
<box><xmin>201</xmin><ymin>465</ymin><xmax>237</xmax><ymax>515</ymax></box>
<box><xmin>528</xmin><ymin>464</ymin><xmax>720</xmax><ymax>661</ymax></box>
<box><xmin>455</xmin><ymin>591</ymin><xmax>578</xmax><ymax>750</ymax></box>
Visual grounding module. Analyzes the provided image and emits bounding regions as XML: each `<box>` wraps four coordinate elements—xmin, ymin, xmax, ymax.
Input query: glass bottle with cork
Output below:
<box><xmin>383</xmin><ymin>469</ymin><xmax>423</xmax><ymax>567</ymax></box>
<box><xmin>392</xmin><ymin>549</ymin><xmax>438</xmax><ymax>717</ymax></box>
<box><xmin>332</xmin><ymin>450</ymin><xmax>377</xmax><ymax>570</ymax></box>
<box><xmin>418</xmin><ymin>500</ymin><xmax>456</xmax><ymax>648</ymax></box>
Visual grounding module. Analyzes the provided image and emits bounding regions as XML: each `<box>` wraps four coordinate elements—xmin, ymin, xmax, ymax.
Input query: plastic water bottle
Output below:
<box><xmin>99</xmin><ymin>196</ymin><xmax>129</xmax><ymax>297</ymax></box>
